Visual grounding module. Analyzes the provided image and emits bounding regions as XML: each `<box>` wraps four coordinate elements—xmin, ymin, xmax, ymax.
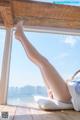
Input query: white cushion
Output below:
<box><xmin>34</xmin><ymin>96</ymin><xmax>73</xmax><ymax>110</ymax></box>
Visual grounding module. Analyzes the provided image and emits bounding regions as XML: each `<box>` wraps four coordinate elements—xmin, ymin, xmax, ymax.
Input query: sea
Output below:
<box><xmin>7</xmin><ymin>96</ymin><xmax>35</xmax><ymax>106</ymax></box>
<box><xmin>7</xmin><ymin>86</ymin><xmax>47</xmax><ymax>106</ymax></box>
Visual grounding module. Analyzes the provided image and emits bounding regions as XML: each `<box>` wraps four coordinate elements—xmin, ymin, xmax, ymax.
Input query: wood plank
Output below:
<box><xmin>0</xmin><ymin>4</ymin><xmax>13</xmax><ymax>28</ymax></box>
<box><xmin>0</xmin><ymin>106</ymin><xmax>80</xmax><ymax>120</ymax></box>
<box><xmin>0</xmin><ymin>0</ymin><xmax>80</xmax><ymax>29</ymax></box>
<box><xmin>0</xmin><ymin>0</ymin><xmax>13</xmax><ymax>28</ymax></box>
<box><xmin>0</xmin><ymin>105</ymin><xmax>16</xmax><ymax>120</ymax></box>
<box><xmin>13</xmin><ymin>0</ymin><xmax>80</xmax><ymax>21</ymax></box>
<box><xmin>1</xmin><ymin>105</ymin><xmax>16</xmax><ymax>120</ymax></box>
<box><xmin>0</xmin><ymin>105</ymin><xmax>6</xmax><ymax>120</ymax></box>
<box><xmin>30</xmin><ymin>109</ymin><xmax>80</xmax><ymax>120</ymax></box>
<box><xmin>14</xmin><ymin>106</ymin><xmax>33</xmax><ymax>120</ymax></box>
<box><xmin>30</xmin><ymin>108</ymin><xmax>48</xmax><ymax>120</ymax></box>
<box><xmin>12</xmin><ymin>0</ymin><xmax>80</xmax><ymax>29</ymax></box>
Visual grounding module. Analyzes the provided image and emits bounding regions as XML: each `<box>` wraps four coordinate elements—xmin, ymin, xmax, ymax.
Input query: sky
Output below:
<box><xmin>34</xmin><ymin>0</ymin><xmax>80</xmax><ymax>6</ymax></box>
<box><xmin>0</xmin><ymin>0</ymin><xmax>80</xmax><ymax>87</ymax></box>
<box><xmin>0</xmin><ymin>30</ymin><xmax>6</xmax><ymax>79</ymax></box>
<box><xmin>0</xmin><ymin>31</ymin><xmax>79</xmax><ymax>87</ymax></box>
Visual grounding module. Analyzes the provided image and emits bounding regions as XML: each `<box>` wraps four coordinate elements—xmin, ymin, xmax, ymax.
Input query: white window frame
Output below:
<box><xmin>0</xmin><ymin>26</ymin><xmax>80</xmax><ymax>105</ymax></box>
<box><xmin>0</xmin><ymin>28</ymin><xmax>13</xmax><ymax>105</ymax></box>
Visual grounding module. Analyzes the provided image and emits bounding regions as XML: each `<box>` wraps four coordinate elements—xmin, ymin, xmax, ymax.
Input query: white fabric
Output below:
<box><xmin>68</xmin><ymin>79</ymin><xmax>80</xmax><ymax>111</ymax></box>
<box><xmin>34</xmin><ymin>96</ymin><xmax>73</xmax><ymax>110</ymax></box>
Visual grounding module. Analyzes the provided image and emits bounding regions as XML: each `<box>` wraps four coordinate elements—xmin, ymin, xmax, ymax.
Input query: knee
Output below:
<box><xmin>40</xmin><ymin>57</ymin><xmax>49</xmax><ymax>66</ymax></box>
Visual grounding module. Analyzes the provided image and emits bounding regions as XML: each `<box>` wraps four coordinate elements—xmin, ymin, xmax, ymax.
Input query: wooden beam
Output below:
<box><xmin>0</xmin><ymin>0</ymin><xmax>80</xmax><ymax>29</ymax></box>
<box><xmin>0</xmin><ymin>1</ymin><xmax>13</xmax><ymax>28</ymax></box>
<box><xmin>12</xmin><ymin>0</ymin><xmax>80</xmax><ymax>30</ymax></box>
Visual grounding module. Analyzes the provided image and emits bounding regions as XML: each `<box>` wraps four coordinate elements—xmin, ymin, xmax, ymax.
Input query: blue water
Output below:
<box><xmin>7</xmin><ymin>86</ymin><xmax>47</xmax><ymax>106</ymax></box>
<box><xmin>7</xmin><ymin>96</ymin><xmax>37</xmax><ymax>106</ymax></box>
<box><xmin>7</xmin><ymin>94</ymin><xmax>47</xmax><ymax>106</ymax></box>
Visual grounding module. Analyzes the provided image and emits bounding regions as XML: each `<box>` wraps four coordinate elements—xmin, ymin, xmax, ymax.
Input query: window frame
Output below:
<box><xmin>0</xmin><ymin>26</ymin><xmax>80</xmax><ymax>105</ymax></box>
<box><xmin>0</xmin><ymin>28</ymin><xmax>13</xmax><ymax>105</ymax></box>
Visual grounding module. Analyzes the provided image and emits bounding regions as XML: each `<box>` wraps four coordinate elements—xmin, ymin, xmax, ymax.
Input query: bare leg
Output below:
<box><xmin>15</xmin><ymin>22</ymin><xmax>71</xmax><ymax>102</ymax></box>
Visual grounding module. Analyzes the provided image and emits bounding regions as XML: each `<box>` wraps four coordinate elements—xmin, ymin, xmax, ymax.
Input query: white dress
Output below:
<box><xmin>68</xmin><ymin>78</ymin><xmax>80</xmax><ymax>111</ymax></box>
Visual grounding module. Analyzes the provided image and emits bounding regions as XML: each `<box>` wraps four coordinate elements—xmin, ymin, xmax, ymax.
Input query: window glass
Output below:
<box><xmin>0</xmin><ymin>29</ymin><xmax>6</xmax><ymax>80</ymax></box>
<box><xmin>34</xmin><ymin>0</ymin><xmax>80</xmax><ymax>6</ymax></box>
<box><xmin>7</xmin><ymin>31</ymin><xmax>80</xmax><ymax>106</ymax></box>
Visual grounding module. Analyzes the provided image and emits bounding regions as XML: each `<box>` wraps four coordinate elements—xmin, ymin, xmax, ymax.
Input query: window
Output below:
<box><xmin>7</xmin><ymin>31</ymin><xmax>80</xmax><ymax>106</ymax></box>
<box><xmin>33</xmin><ymin>0</ymin><xmax>80</xmax><ymax>6</ymax></box>
<box><xmin>0</xmin><ymin>29</ymin><xmax>6</xmax><ymax>80</ymax></box>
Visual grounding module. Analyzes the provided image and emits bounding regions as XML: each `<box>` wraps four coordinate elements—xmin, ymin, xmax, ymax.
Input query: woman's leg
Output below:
<box><xmin>15</xmin><ymin>22</ymin><xmax>71</xmax><ymax>102</ymax></box>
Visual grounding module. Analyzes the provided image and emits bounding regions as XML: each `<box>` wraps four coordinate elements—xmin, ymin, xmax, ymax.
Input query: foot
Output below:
<box><xmin>15</xmin><ymin>21</ymin><xmax>24</xmax><ymax>41</ymax></box>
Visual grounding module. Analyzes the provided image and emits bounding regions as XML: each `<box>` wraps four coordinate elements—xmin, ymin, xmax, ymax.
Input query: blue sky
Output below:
<box><xmin>34</xmin><ymin>0</ymin><xmax>80</xmax><ymax>6</ymax></box>
<box><xmin>0</xmin><ymin>30</ymin><xmax>6</xmax><ymax>79</ymax></box>
<box><xmin>0</xmin><ymin>0</ymin><xmax>80</xmax><ymax>87</ymax></box>
<box><xmin>8</xmin><ymin>31</ymin><xmax>80</xmax><ymax>87</ymax></box>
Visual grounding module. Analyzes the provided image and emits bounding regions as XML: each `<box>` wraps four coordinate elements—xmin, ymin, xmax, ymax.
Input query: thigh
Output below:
<box><xmin>40</xmin><ymin>59</ymin><xmax>71</xmax><ymax>102</ymax></box>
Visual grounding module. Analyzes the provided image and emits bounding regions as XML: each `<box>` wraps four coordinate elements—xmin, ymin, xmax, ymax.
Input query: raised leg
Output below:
<box><xmin>15</xmin><ymin>22</ymin><xmax>71</xmax><ymax>102</ymax></box>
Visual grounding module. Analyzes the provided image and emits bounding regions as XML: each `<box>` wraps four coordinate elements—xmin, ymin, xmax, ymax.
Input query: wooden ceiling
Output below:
<box><xmin>0</xmin><ymin>0</ymin><xmax>80</xmax><ymax>30</ymax></box>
